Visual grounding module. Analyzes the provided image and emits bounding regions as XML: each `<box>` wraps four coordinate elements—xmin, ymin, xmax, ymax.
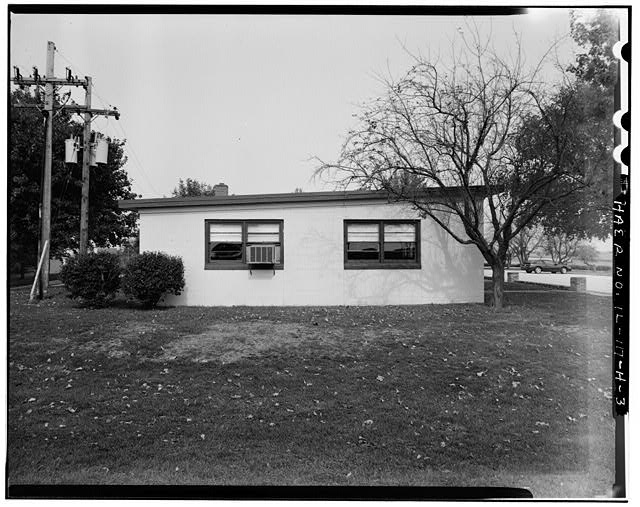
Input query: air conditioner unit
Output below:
<box><xmin>246</xmin><ymin>244</ymin><xmax>280</xmax><ymax>265</ymax></box>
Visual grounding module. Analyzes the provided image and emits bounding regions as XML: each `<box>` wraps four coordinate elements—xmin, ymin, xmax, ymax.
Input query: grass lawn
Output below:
<box><xmin>7</xmin><ymin>282</ymin><xmax>614</xmax><ymax>497</ymax></box>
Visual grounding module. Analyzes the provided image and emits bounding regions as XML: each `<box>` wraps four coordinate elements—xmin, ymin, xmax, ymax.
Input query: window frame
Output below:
<box><xmin>205</xmin><ymin>219</ymin><xmax>284</xmax><ymax>270</ymax></box>
<box><xmin>343</xmin><ymin>219</ymin><xmax>421</xmax><ymax>270</ymax></box>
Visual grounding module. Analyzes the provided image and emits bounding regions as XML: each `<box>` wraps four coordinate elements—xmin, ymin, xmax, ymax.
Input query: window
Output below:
<box><xmin>344</xmin><ymin>220</ymin><xmax>420</xmax><ymax>269</ymax></box>
<box><xmin>346</xmin><ymin>223</ymin><xmax>380</xmax><ymax>261</ymax></box>
<box><xmin>205</xmin><ymin>220</ymin><xmax>284</xmax><ymax>269</ymax></box>
<box><xmin>209</xmin><ymin>222</ymin><xmax>243</xmax><ymax>262</ymax></box>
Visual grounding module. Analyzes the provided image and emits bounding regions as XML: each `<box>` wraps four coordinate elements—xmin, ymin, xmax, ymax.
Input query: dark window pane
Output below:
<box><xmin>210</xmin><ymin>242</ymin><xmax>243</xmax><ymax>261</ymax></box>
<box><xmin>347</xmin><ymin>242</ymin><xmax>380</xmax><ymax>261</ymax></box>
<box><xmin>384</xmin><ymin>241</ymin><xmax>416</xmax><ymax>260</ymax></box>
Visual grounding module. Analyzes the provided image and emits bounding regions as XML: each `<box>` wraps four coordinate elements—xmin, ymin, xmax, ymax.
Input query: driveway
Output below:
<box><xmin>484</xmin><ymin>269</ymin><xmax>612</xmax><ymax>295</ymax></box>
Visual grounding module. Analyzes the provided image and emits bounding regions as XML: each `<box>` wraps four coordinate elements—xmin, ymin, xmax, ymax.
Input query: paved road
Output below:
<box><xmin>484</xmin><ymin>269</ymin><xmax>612</xmax><ymax>295</ymax></box>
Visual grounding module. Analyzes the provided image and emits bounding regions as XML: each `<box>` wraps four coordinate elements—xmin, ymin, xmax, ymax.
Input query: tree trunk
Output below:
<box><xmin>491</xmin><ymin>262</ymin><xmax>505</xmax><ymax>309</ymax></box>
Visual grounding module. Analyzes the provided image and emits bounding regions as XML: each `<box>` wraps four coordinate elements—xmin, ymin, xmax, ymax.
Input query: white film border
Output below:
<box><xmin>612</xmin><ymin>10</ymin><xmax>628</xmax><ymax>175</ymax></box>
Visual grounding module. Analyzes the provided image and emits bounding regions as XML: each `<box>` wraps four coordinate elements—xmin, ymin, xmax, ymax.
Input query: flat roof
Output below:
<box><xmin>119</xmin><ymin>186</ymin><xmax>487</xmax><ymax>210</ymax></box>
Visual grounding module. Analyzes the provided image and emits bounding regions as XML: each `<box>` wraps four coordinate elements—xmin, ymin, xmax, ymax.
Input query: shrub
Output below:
<box><xmin>569</xmin><ymin>263</ymin><xmax>611</xmax><ymax>272</ymax></box>
<box><xmin>60</xmin><ymin>252</ymin><xmax>122</xmax><ymax>306</ymax></box>
<box><xmin>122</xmin><ymin>252</ymin><xmax>185</xmax><ymax>308</ymax></box>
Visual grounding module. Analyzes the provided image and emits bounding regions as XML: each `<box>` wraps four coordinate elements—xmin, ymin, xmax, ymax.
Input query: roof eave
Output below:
<box><xmin>118</xmin><ymin>186</ymin><xmax>492</xmax><ymax>211</ymax></box>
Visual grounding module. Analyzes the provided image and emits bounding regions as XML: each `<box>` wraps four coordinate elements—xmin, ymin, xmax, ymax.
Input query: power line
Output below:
<box><xmin>54</xmin><ymin>48</ymin><xmax>111</xmax><ymax>113</ymax></box>
<box><xmin>89</xmin><ymin>83</ymin><xmax>112</xmax><ymax>109</ymax></box>
<box><xmin>86</xmin><ymin>90</ymin><xmax>159</xmax><ymax>197</ymax></box>
<box><xmin>54</xmin><ymin>47</ymin><xmax>158</xmax><ymax>197</ymax></box>
<box><xmin>113</xmin><ymin>118</ymin><xmax>159</xmax><ymax>196</ymax></box>
<box><xmin>55</xmin><ymin>49</ymin><xmax>112</xmax><ymax>111</ymax></box>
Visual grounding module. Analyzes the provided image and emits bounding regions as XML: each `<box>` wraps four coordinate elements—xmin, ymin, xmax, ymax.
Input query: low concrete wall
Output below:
<box><xmin>570</xmin><ymin>277</ymin><xmax>587</xmax><ymax>292</ymax></box>
<box><xmin>486</xmin><ymin>269</ymin><xmax>612</xmax><ymax>295</ymax></box>
<box><xmin>507</xmin><ymin>272</ymin><xmax>519</xmax><ymax>283</ymax></box>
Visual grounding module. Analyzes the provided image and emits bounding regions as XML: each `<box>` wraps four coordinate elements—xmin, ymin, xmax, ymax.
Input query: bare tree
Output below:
<box><xmin>509</xmin><ymin>225</ymin><xmax>544</xmax><ymax>266</ymax></box>
<box><xmin>316</xmin><ymin>31</ymin><xmax>594</xmax><ymax>308</ymax></box>
<box><xmin>544</xmin><ymin>233</ymin><xmax>580</xmax><ymax>264</ymax></box>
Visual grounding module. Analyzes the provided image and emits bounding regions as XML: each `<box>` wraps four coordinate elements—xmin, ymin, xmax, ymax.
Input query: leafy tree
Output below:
<box><xmin>172</xmin><ymin>178</ymin><xmax>216</xmax><ymax>197</ymax></box>
<box><xmin>575</xmin><ymin>242</ymin><xmax>599</xmax><ymax>268</ymax></box>
<box><xmin>568</xmin><ymin>9</ymin><xmax>618</xmax><ymax>90</ymax></box>
<box><xmin>9</xmin><ymin>89</ymin><xmax>138</xmax><ymax>274</ymax></box>
<box><xmin>9</xmin><ymin>90</ymin><xmax>43</xmax><ymax>276</ymax></box>
<box><xmin>316</xmin><ymin>32</ymin><xmax>596</xmax><ymax>308</ymax></box>
<box><xmin>531</xmin><ymin>9</ymin><xmax>617</xmax><ymax>241</ymax></box>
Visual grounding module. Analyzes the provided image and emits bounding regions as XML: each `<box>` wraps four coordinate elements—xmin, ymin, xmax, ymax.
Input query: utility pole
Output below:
<box><xmin>39</xmin><ymin>41</ymin><xmax>55</xmax><ymax>297</ymax></box>
<box><xmin>11</xmin><ymin>41</ymin><xmax>120</xmax><ymax>298</ymax></box>
<box><xmin>79</xmin><ymin>77</ymin><xmax>92</xmax><ymax>254</ymax></box>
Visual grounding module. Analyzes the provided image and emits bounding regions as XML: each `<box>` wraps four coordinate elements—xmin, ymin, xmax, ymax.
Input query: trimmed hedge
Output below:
<box><xmin>60</xmin><ymin>252</ymin><xmax>122</xmax><ymax>306</ymax></box>
<box><xmin>122</xmin><ymin>251</ymin><xmax>185</xmax><ymax>308</ymax></box>
<box><xmin>570</xmin><ymin>263</ymin><xmax>612</xmax><ymax>272</ymax></box>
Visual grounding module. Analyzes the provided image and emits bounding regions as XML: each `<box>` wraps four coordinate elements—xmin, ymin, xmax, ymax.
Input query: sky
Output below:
<box><xmin>7</xmin><ymin>8</ymin><xmax>611</xmax><ymax>198</ymax></box>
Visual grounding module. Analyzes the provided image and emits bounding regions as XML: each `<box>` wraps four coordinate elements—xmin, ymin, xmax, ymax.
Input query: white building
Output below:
<box><xmin>119</xmin><ymin>185</ymin><xmax>484</xmax><ymax>306</ymax></box>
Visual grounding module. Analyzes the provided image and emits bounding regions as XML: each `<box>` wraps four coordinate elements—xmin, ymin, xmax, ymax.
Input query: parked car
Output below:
<box><xmin>522</xmin><ymin>260</ymin><xmax>571</xmax><ymax>274</ymax></box>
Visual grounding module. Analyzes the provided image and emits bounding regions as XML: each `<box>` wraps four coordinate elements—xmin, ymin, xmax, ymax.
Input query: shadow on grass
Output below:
<box><xmin>32</xmin><ymin>287</ymin><xmax>177</xmax><ymax>312</ymax></box>
<box><xmin>9</xmin><ymin>272</ymin><xmax>61</xmax><ymax>288</ymax></box>
<box><xmin>105</xmin><ymin>297</ymin><xmax>176</xmax><ymax>311</ymax></box>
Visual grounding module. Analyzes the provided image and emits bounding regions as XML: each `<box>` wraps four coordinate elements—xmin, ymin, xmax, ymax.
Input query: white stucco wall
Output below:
<box><xmin>138</xmin><ymin>200</ymin><xmax>484</xmax><ymax>306</ymax></box>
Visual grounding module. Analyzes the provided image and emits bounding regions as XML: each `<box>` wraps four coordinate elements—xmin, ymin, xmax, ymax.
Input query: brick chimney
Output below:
<box><xmin>213</xmin><ymin>183</ymin><xmax>229</xmax><ymax>197</ymax></box>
